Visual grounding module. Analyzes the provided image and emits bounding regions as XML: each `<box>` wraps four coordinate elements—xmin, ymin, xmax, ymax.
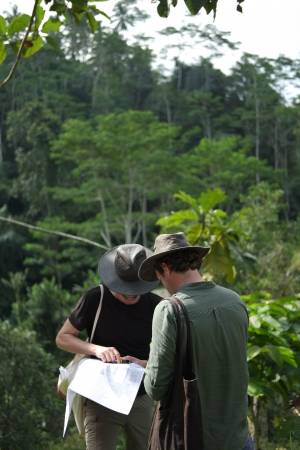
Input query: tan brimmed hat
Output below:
<box><xmin>138</xmin><ymin>232</ymin><xmax>210</xmax><ymax>282</ymax></box>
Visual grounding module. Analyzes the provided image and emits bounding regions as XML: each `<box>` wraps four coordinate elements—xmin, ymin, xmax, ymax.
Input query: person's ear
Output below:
<box><xmin>155</xmin><ymin>269</ymin><xmax>162</xmax><ymax>281</ymax></box>
<box><xmin>161</xmin><ymin>262</ymin><xmax>170</xmax><ymax>276</ymax></box>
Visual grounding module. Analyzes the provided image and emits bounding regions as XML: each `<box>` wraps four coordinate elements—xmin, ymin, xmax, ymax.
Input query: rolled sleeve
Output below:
<box><xmin>144</xmin><ymin>300</ymin><xmax>177</xmax><ymax>401</ymax></box>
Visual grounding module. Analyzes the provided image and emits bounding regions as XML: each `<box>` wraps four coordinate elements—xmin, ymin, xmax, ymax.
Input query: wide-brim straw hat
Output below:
<box><xmin>138</xmin><ymin>232</ymin><xmax>210</xmax><ymax>282</ymax></box>
<box><xmin>99</xmin><ymin>243</ymin><xmax>159</xmax><ymax>295</ymax></box>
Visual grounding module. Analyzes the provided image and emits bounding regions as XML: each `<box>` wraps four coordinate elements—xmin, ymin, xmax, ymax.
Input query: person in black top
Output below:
<box><xmin>56</xmin><ymin>244</ymin><xmax>161</xmax><ymax>450</ymax></box>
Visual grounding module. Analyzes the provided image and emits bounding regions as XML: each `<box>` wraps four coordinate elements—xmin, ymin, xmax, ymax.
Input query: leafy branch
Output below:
<box><xmin>0</xmin><ymin>0</ymin><xmax>39</xmax><ymax>88</ymax></box>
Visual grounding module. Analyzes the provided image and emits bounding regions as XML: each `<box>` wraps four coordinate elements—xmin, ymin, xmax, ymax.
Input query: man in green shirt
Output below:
<box><xmin>138</xmin><ymin>232</ymin><xmax>253</xmax><ymax>450</ymax></box>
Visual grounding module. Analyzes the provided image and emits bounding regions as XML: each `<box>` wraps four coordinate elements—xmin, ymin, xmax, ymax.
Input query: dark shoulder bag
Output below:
<box><xmin>148</xmin><ymin>296</ymin><xmax>204</xmax><ymax>450</ymax></box>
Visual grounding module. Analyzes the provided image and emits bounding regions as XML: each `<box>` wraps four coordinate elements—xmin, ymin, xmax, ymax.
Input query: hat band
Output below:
<box><xmin>154</xmin><ymin>243</ymin><xmax>189</xmax><ymax>254</ymax></box>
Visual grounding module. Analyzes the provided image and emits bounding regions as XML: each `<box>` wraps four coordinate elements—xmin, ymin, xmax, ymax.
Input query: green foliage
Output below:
<box><xmin>0</xmin><ymin>321</ymin><xmax>62</xmax><ymax>449</ymax></box>
<box><xmin>24</xmin><ymin>279</ymin><xmax>74</xmax><ymax>353</ymax></box>
<box><xmin>6</xmin><ymin>100</ymin><xmax>60</xmax><ymax>219</ymax></box>
<box><xmin>8</xmin><ymin>14</ymin><xmax>31</xmax><ymax>35</ymax></box>
<box><xmin>50</xmin><ymin>430</ymin><xmax>85</xmax><ymax>450</ymax></box>
<box><xmin>23</xmin><ymin>35</ymin><xmax>44</xmax><ymax>58</ymax></box>
<box><xmin>0</xmin><ymin>41</ymin><xmax>6</xmax><ymax>64</ymax></box>
<box><xmin>49</xmin><ymin>110</ymin><xmax>179</xmax><ymax>246</ymax></box>
<box><xmin>23</xmin><ymin>216</ymin><xmax>100</xmax><ymax>286</ymax></box>
<box><xmin>180</xmin><ymin>136</ymin><xmax>276</xmax><ymax>208</ymax></box>
<box><xmin>0</xmin><ymin>1</ymin><xmax>108</xmax><ymax>67</ymax></box>
<box><xmin>258</xmin><ymin>439</ymin><xmax>300</xmax><ymax>450</ymax></box>
<box><xmin>156</xmin><ymin>0</ymin><xmax>240</xmax><ymax>17</ymax></box>
<box><xmin>42</xmin><ymin>17</ymin><xmax>62</xmax><ymax>33</ymax></box>
<box><xmin>0</xmin><ymin>9</ymin><xmax>299</xmax><ymax>447</ymax></box>
<box><xmin>157</xmin><ymin>187</ymin><xmax>246</xmax><ymax>283</ymax></box>
<box><xmin>245</xmin><ymin>293</ymin><xmax>299</xmax><ymax>400</ymax></box>
<box><xmin>244</xmin><ymin>293</ymin><xmax>300</xmax><ymax>444</ymax></box>
<box><xmin>2</xmin><ymin>270</ymin><xmax>28</xmax><ymax>326</ymax></box>
<box><xmin>235</xmin><ymin>183</ymin><xmax>300</xmax><ymax>295</ymax></box>
<box><xmin>0</xmin><ymin>225</ymin><xmax>25</xmax><ymax>319</ymax></box>
<box><xmin>0</xmin><ymin>15</ymin><xmax>7</xmax><ymax>34</ymax></box>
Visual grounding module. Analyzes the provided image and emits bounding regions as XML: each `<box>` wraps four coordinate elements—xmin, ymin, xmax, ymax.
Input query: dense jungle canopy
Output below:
<box><xmin>0</xmin><ymin>1</ymin><xmax>299</xmax><ymax>449</ymax></box>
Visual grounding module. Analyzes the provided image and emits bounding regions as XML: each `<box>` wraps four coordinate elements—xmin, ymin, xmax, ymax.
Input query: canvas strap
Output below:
<box><xmin>170</xmin><ymin>296</ymin><xmax>195</xmax><ymax>377</ymax></box>
<box><xmin>89</xmin><ymin>284</ymin><xmax>104</xmax><ymax>343</ymax></box>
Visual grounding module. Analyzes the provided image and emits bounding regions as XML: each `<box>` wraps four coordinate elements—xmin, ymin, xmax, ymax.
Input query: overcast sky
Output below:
<box><xmin>2</xmin><ymin>0</ymin><xmax>300</xmax><ymax>75</ymax></box>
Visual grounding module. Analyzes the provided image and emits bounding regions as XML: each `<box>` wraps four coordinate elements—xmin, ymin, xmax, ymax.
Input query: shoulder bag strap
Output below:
<box><xmin>89</xmin><ymin>284</ymin><xmax>104</xmax><ymax>344</ymax></box>
<box><xmin>169</xmin><ymin>297</ymin><xmax>188</xmax><ymax>378</ymax></box>
<box><xmin>172</xmin><ymin>296</ymin><xmax>194</xmax><ymax>377</ymax></box>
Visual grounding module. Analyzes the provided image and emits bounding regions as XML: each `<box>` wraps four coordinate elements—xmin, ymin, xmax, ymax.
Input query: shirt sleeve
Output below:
<box><xmin>151</xmin><ymin>292</ymin><xmax>162</xmax><ymax>310</ymax></box>
<box><xmin>144</xmin><ymin>300</ymin><xmax>177</xmax><ymax>401</ymax></box>
<box><xmin>68</xmin><ymin>291</ymin><xmax>95</xmax><ymax>331</ymax></box>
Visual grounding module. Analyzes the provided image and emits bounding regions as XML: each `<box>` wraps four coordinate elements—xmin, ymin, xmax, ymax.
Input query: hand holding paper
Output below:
<box><xmin>63</xmin><ymin>357</ymin><xmax>145</xmax><ymax>436</ymax></box>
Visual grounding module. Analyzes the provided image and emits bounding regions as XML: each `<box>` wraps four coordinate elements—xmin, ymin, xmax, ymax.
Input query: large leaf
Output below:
<box><xmin>247</xmin><ymin>345</ymin><xmax>263</xmax><ymax>361</ymax></box>
<box><xmin>157</xmin><ymin>209</ymin><xmax>198</xmax><ymax>230</ymax></box>
<box><xmin>276</xmin><ymin>346</ymin><xmax>297</xmax><ymax>368</ymax></box>
<box><xmin>86</xmin><ymin>12</ymin><xmax>98</xmax><ymax>32</ymax></box>
<box><xmin>0</xmin><ymin>42</ymin><xmax>7</xmax><ymax>64</ymax></box>
<box><xmin>23</xmin><ymin>36</ymin><xmax>44</xmax><ymax>58</ymax></box>
<box><xmin>35</xmin><ymin>5</ymin><xmax>45</xmax><ymax>29</ymax></box>
<box><xmin>203</xmin><ymin>0</ymin><xmax>217</xmax><ymax>16</ymax></box>
<box><xmin>93</xmin><ymin>8</ymin><xmax>110</xmax><ymax>21</ymax></box>
<box><xmin>175</xmin><ymin>191</ymin><xmax>199</xmax><ymax>210</ymax></box>
<box><xmin>0</xmin><ymin>15</ymin><xmax>7</xmax><ymax>34</ymax></box>
<box><xmin>248</xmin><ymin>380</ymin><xmax>266</xmax><ymax>397</ymax></box>
<box><xmin>204</xmin><ymin>240</ymin><xmax>236</xmax><ymax>283</ymax></box>
<box><xmin>49</xmin><ymin>2</ymin><xmax>67</xmax><ymax>14</ymax></box>
<box><xmin>198</xmin><ymin>188</ymin><xmax>226</xmax><ymax>212</ymax></box>
<box><xmin>41</xmin><ymin>18</ymin><xmax>62</xmax><ymax>33</ymax></box>
<box><xmin>185</xmin><ymin>223</ymin><xmax>206</xmax><ymax>244</ymax></box>
<box><xmin>8</xmin><ymin>14</ymin><xmax>31</xmax><ymax>36</ymax></box>
<box><xmin>157</xmin><ymin>0</ymin><xmax>169</xmax><ymax>17</ymax></box>
<box><xmin>264</xmin><ymin>344</ymin><xmax>297</xmax><ymax>367</ymax></box>
<box><xmin>184</xmin><ymin>0</ymin><xmax>204</xmax><ymax>14</ymax></box>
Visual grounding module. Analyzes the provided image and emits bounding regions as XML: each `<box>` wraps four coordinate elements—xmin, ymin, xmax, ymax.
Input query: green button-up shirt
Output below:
<box><xmin>144</xmin><ymin>281</ymin><xmax>249</xmax><ymax>450</ymax></box>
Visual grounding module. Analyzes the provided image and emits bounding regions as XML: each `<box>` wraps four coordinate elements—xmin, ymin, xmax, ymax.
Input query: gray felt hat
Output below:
<box><xmin>98</xmin><ymin>244</ymin><xmax>159</xmax><ymax>295</ymax></box>
<box><xmin>138</xmin><ymin>232</ymin><xmax>210</xmax><ymax>282</ymax></box>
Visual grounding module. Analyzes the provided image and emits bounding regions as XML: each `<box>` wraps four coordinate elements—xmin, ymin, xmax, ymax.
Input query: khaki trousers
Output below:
<box><xmin>84</xmin><ymin>395</ymin><xmax>154</xmax><ymax>450</ymax></box>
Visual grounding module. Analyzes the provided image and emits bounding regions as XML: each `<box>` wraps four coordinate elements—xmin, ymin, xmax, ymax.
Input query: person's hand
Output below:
<box><xmin>121</xmin><ymin>355</ymin><xmax>147</xmax><ymax>368</ymax></box>
<box><xmin>94</xmin><ymin>345</ymin><xmax>121</xmax><ymax>363</ymax></box>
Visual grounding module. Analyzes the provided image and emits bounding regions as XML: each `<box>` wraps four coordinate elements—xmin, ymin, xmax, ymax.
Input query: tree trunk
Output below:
<box><xmin>91</xmin><ymin>65</ymin><xmax>102</xmax><ymax>112</ymax></box>
<box><xmin>251</xmin><ymin>397</ymin><xmax>270</xmax><ymax>450</ymax></box>
<box><xmin>124</xmin><ymin>174</ymin><xmax>134</xmax><ymax>243</ymax></box>
<box><xmin>273</xmin><ymin>118</ymin><xmax>279</xmax><ymax>170</ymax></box>
<box><xmin>98</xmin><ymin>193</ymin><xmax>112</xmax><ymax>247</ymax></box>
<box><xmin>282</xmin><ymin>139</ymin><xmax>290</xmax><ymax>220</ymax></box>
<box><xmin>141</xmin><ymin>192</ymin><xmax>148</xmax><ymax>247</ymax></box>
<box><xmin>204</xmin><ymin>111</ymin><xmax>212</xmax><ymax>139</ymax></box>
<box><xmin>176</xmin><ymin>61</ymin><xmax>183</xmax><ymax>91</ymax></box>
<box><xmin>254</xmin><ymin>74</ymin><xmax>261</xmax><ymax>183</ymax></box>
<box><xmin>163</xmin><ymin>89</ymin><xmax>172</xmax><ymax>125</ymax></box>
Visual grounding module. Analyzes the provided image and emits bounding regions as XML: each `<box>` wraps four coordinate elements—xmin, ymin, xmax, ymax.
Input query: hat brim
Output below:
<box><xmin>99</xmin><ymin>246</ymin><xmax>159</xmax><ymax>295</ymax></box>
<box><xmin>138</xmin><ymin>246</ymin><xmax>210</xmax><ymax>282</ymax></box>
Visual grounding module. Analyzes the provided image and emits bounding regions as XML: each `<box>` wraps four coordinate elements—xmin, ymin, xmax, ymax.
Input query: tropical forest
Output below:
<box><xmin>0</xmin><ymin>1</ymin><xmax>299</xmax><ymax>449</ymax></box>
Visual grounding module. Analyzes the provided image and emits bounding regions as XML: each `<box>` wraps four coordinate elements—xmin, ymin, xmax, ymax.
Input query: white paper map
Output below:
<box><xmin>63</xmin><ymin>358</ymin><xmax>145</xmax><ymax>436</ymax></box>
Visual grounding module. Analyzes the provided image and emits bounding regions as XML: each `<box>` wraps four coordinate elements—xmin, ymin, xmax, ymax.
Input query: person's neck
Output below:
<box><xmin>171</xmin><ymin>270</ymin><xmax>202</xmax><ymax>294</ymax></box>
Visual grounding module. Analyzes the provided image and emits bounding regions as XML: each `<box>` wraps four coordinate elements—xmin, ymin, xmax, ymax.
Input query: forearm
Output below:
<box><xmin>56</xmin><ymin>332</ymin><xmax>103</xmax><ymax>356</ymax></box>
<box><xmin>121</xmin><ymin>355</ymin><xmax>147</xmax><ymax>367</ymax></box>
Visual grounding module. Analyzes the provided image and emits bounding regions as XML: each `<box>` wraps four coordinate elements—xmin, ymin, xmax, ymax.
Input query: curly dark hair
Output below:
<box><xmin>154</xmin><ymin>249</ymin><xmax>203</xmax><ymax>274</ymax></box>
